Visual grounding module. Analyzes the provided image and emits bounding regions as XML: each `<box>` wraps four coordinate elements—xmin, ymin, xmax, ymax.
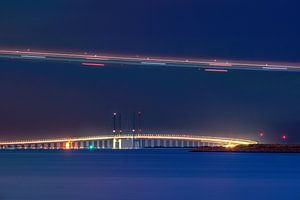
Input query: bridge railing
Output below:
<box><xmin>0</xmin><ymin>133</ymin><xmax>257</xmax><ymax>146</ymax></box>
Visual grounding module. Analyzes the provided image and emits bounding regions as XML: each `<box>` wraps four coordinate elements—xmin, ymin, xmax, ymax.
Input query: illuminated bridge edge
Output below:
<box><xmin>0</xmin><ymin>134</ymin><xmax>257</xmax><ymax>149</ymax></box>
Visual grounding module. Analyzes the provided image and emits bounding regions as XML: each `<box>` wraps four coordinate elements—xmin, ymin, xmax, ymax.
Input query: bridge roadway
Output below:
<box><xmin>0</xmin><ymin>134</ymin><xmax>257</xmax><ymax>150</ymax></box>
<box><xmin>0</xmin><ymin>49</ymin><xmax>300</xmax><ymax>72</ymax></box>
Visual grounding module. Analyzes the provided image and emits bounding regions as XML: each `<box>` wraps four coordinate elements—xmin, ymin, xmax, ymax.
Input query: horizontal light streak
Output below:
<box><xmin>262</xmin><ymin>67</ymin><xmax>288</xmax><ymax>70</ymax></box>
<box><xmin>81</xmin><ymin>62</ymin><xmax>105</xmax><ymax>67</ymax></box>
<box><xmin>21</xmin><ymin>55</ymin><xmax>46</xmax><ymax>59</ymax></box>
<box><xmin>209</xmin><ymin>63</ymin><xmax>232</xmax><ymax>67</ymax></box>
<box><xmin>141</xmin><ymin>62</ymin><xmax>166</xmax><ymax>65</ymax></box>
<box><xmin>1</xmin><ymin>49</ymin><xmax>300</xmax><ymax>71</ymax></box>
<box><xmin>204</xmin><ymin>69</ymin><xmax>228</xmax><ymax>73</ymax></box>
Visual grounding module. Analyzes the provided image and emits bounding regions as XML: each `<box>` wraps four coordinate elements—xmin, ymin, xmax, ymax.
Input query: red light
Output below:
<box><xmin>81</xmin><ymin>62</ymin><xmax>105</xmax><ymax>67</ymax></box>
<box><xmin>281</xmin><ymin>135</ymin><xmax>287</xmax><ymax>141</ymax></box>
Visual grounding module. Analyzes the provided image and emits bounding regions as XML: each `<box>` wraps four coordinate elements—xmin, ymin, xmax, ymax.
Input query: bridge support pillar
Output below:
<box><xmin>85</xmin><ymin>141</ymin><xmax>89</xmax><ymax>149</ymax></box>
<box><xmin>73</xmin><ymin>142</ymin><xmax>78</xmax><ymax>149</ymax></box>
<box><xmin>145</xmin><ymin>140</ymin><xmax>149</xmax><ymax>148</ymax></box>
<box><xmin>151</xmin><ymin>140</ymin><xmax>154</xmax><ymax>148</ymax></box>
<box><xmin>118</xmin><ymin>139</ymin><xmax>122</xmax><ymax>149</ymax></box>
<box><xmin>157</xmin><ymin>140</ymin><xmax>161</xmax><ymax>147</ymax></box>
<box><xmin>113</xmin><ymin>138</ymin><xmax>117</xmax><ymax>149</ymax></box>
<box><xmin>187</xmin><ymin>141</ymin><xmax>190</xmax><ymax>147</ymax></box>
<box><xmin>141</xmin><ymin>140</ymin><xmax>145</xmax><ymax>148</ymax></box>
<box><xmin>43</xmin><ymin>143</ymin><xmax>48</xmax><ymax>149</ymax></box>
<box><xmin>163</xmin><ymin>140</ymin><xmax>167</xmax><ymax>147</ymax></box>
<box><xmin>78</xmin><ymin>142</ymin><xmax>83</xmax><ymax>149</ymax></box>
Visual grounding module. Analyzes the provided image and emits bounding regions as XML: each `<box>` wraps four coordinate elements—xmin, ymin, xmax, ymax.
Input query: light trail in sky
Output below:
<box><xmin>0</xmin><ymin>49</ymin><xmax>300</xmax><ymax>72</ymax></box>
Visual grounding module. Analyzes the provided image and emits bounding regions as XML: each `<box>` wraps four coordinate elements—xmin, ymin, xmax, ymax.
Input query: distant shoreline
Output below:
<box><xmin>191</xmin><ymin>144</ymin><xmax>300</xmax><ymax>153</ymax></box>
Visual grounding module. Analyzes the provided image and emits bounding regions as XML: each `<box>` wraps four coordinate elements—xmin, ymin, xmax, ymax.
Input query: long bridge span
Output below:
<box><xmin>0</xmin><ymin>134</ymin><xmax>257</xmax><ymax>150</ymax></box>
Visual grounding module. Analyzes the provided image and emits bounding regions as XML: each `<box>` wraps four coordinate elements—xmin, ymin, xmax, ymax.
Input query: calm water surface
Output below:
<box><xmin>0</xmin><ymin>149</ymin><xmax>300</xmax><ymax>200</ymax></box>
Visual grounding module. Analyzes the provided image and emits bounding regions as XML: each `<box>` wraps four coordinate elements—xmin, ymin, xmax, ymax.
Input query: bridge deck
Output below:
<box><xmin>0</xmin><ymin>134</ymin><xmax>257</xmax><ymax>148</ymax></box>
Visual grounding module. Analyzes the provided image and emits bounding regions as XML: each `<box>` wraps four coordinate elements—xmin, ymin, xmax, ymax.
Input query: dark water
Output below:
<box><xmin>0</xmin><ymin>150</ymin><xmax>300</xmax><ymax>200</ymax></box>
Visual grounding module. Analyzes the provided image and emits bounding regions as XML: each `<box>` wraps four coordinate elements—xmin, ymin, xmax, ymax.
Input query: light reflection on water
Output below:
<box><xmin>0</xmin><ymin>149</ymin><xmax>300</xmax><ymax>200</ymax></box>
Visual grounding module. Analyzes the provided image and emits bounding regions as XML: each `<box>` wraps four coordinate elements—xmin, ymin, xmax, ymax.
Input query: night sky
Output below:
<box><xmin>0</xmin><ymin>0</ymin><xmax>300</xmax><ymax>143</ymax></box>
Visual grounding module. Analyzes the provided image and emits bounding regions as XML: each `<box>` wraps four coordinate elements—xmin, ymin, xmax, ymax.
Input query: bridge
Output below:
<box><xmin>0</xmin><ymin>134</ymin><xmax>257</xmax><ymax>150</ymax></box>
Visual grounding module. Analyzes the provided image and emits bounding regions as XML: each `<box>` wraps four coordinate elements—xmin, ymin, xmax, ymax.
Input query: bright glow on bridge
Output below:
<box><xmin>0</xmin><ymin>134</ymin><xmax>257</xmax><ymax>150</ymax></box>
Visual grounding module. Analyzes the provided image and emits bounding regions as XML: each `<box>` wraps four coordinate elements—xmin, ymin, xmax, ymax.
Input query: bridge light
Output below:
<box><xmin>224</xmin><ymin>144</ymin><xmax>236</xmax><ymax>148</ymax></box>
<box><xmin>65</xmin><ymin>142</ymin><xmax>71</xmax><ymax>150</ymax></box>
<box><xmin>89</xmin><ymin>145</ymin><xmax>94</xmax><ymax>150</ymax></box>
